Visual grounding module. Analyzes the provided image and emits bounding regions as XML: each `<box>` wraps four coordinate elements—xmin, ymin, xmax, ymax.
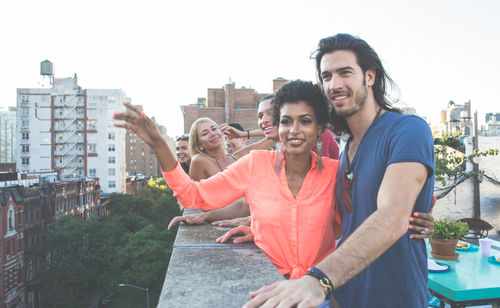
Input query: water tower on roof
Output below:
<box><xmin>40</xmin><ymin>59</ymin><xmax>54</xmax><ymax>86</ymax></box>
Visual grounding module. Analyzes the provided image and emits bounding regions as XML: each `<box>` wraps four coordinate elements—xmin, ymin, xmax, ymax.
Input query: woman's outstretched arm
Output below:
<box><xmin>113</xmin><ymin>102</ymin><xmax>177</xmax><ymax>171</ymax></box>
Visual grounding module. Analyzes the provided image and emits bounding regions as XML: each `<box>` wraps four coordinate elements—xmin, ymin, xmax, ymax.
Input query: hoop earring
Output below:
<box><xmin>274</xmin><ymin>142</ymin><xmax>283</xmax><ymax>174</ymax></box>
<box><xmin>316</xmin><ymin>137</ymin><xmax>323</xmax><ymax>173</ymax></box>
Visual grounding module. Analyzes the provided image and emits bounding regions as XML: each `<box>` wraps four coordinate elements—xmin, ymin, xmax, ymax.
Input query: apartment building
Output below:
<box><xmin>16</xmin><ymin>66</ymin><xmax>127</xmax><ymax>194</ymax></box>
<box><xmin>0</xmin><ymin>107</ymin><xmax>16</xmax><ymax>163</ymax></box>
<box><xmin>181</xmin><ymin>78</ymin><xmax>288</xmax><ymax>133</ymax></box>
<box><xmin>0</xmin><ymin>172</ymin><xmax>102</xmax><ymax>308</ymax></box>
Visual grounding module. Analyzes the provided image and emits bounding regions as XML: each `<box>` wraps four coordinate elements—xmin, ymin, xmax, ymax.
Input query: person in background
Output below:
<box><xmin>175</xmin><ymin>134</ymin><xmax>191</xmax><ymax>174</ymax></box>
<box><xmin>222</xmin><ymin>95</ymin><xmax>340</xmax><ymax>160</ymax></box>
<box><xmin>225</xmin><ymin>123</ymin><xmax>247</xmax><ymax>155</ymax></box>
<box><xmin>169</xmin><ymin>96</ymin><xmax>279</xmax><ymax>228</ymax></box>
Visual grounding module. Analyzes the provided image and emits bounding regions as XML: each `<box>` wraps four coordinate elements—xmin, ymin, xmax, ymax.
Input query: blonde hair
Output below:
<box><xmin>188</xmin><ymin>117</ymin><xmax>226</xmax><ymax>156</ymax></box>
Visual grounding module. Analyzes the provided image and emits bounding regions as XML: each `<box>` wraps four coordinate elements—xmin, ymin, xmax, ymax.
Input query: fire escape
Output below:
<box><xmin>53</xmin><ymin>90</ymin><xmax>85</xmax><ymax>178</ymax></box>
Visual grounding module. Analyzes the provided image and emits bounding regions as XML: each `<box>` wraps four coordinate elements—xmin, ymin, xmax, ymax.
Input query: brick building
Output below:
<box><xmin>181</xmin><ymin>78</ymin><xmax>288</xmax><ymax>133</ymax></box>
<box><xmin>0</xmin><ymin>172</ymin><xmax>102</xmax><ymax>308</ymax></box>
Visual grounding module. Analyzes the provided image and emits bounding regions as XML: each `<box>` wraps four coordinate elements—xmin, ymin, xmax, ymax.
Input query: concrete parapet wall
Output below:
<box><xmin>158</xmin><ymin>210</ymin><xmax>283</xmax><ymax>307</ymax></box>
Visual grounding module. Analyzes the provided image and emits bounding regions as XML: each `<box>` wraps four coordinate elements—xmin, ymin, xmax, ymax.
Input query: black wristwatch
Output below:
<box><xmin>306</xmin><ymin>267</ymin><xmax>334</xmax><ymax>299</ymax></box>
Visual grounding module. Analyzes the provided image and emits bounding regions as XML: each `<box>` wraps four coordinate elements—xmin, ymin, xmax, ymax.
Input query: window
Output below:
<box><xmin>8</xmin><ymin>208</ymin><xmax>15</xmax><ymax>231</ymax></box>
<box><xmin>22</xmin><ymin>158</ymin><xmax>30</xmax><ymax>165</ymax></box>
<box><xmin>22</xmin><ymin>145</ymin><xmax>29</xmax><ymax>153</ymax></box>
<box><xmin>88</xmin><ymin>120</ymin><xmax>96</xmax><ymax>129</ymax></box>
<box><xmin>89</xmin><ymin>169</ymin><xmax>96</xmax><ymax>177</ymax></box>
<box><xmin>22</xmin><ymin>133</ymin><xmax>29</xmax><ymax>140</ymax></box>
<box><xmin>21</xmin><ymin>119</ymin><xmax>29</xmax><ymax>128</ymax></box>
<box><xmin>108</xmin><ymin>132</ymin><xmax>115</xmax><ymax>140</ymax></box>
<box><xmin>108</xmin><ymin>144</ymin><xmax>115</xmax><ymax>152</ymax></box>
<box><xmin>88</xmin><ymin>144</ymin><xmax>96</xmax><ymax>153</ymax></box>
<box><xmin>108</xmin><ymin>156</ymin><xmax>115</xmax><ymax>164</ymax></box>
<box><xmin>108</xmin><ymin>168</ymin><xmax>115</xmax><ymax>176</ymax></box>
<box><xmin>108</xmin><ymin>181</ymin><xmax>116</xmax><ymax>188</ymax></box>
<box><xmin>21</xmin><ymin>108</ymin><xmax>29</xmax><ymax>116</ymax></box>
<box><xmin>17</xmin><ymin>210</ymin><xmax>22</xmax><ymax>226</ymax></box>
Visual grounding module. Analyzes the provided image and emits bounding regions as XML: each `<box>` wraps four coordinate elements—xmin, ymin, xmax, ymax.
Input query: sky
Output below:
<box><xmin>1</xmin><ymin>0</ymin><xmax>499</xmax><ymax>137</ymax></box>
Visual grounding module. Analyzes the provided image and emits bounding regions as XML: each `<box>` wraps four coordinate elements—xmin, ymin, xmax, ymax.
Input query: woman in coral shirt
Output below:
<box><xmin>114</xmin><ymin>80</ymin><xmax>340</xmax><ymax>279</ymax></box>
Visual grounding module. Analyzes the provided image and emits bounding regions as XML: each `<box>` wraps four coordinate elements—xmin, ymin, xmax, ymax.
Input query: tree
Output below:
<box><xmin>39</xmin><ymin>185</ymin><xmax>181</xmax><ymax>307</ymax></box>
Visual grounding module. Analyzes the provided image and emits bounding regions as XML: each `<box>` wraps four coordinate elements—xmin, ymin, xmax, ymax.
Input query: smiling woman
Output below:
<box><xmin>187</xmin><ymin>117</ymin><xmax>235</xmax><ymax>181</ymax></box>
<box><xmin>113</xmin><ymin>80</ymin><xmax>341</xmax><ymax>280</ymax></box>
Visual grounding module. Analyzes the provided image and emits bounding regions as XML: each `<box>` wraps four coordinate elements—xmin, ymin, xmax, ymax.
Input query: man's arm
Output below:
<box><xmin>232</xmin><ymin>138</ymin><xmax>275</xmax><ymax>160</ymax></box>
<box><xmin>243</xmin><ymin>162</ymin><xmax>428</xmax><ymax>308</ymax></box>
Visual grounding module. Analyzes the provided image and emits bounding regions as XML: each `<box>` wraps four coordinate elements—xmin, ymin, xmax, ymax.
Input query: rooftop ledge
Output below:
<box><xmin>158</xmin><ymin>209</ymin><xmax>284</xmax><ymax>308</ymax></box>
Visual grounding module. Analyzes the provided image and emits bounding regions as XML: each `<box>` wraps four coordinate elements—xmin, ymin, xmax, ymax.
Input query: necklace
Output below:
<box><xmin>344</xmin><ymin>106</ymin><xmax>383</xmax><ymax>180</ymax></box>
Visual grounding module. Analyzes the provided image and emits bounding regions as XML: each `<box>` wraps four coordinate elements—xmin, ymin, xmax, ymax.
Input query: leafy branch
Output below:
<box><xmin>434</xmin><ymin>132</ymin><xmax>498</xmax><ymax>186</ymax></box>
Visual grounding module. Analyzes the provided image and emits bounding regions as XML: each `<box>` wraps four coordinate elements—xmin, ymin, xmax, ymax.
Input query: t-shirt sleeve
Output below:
<box><xmin>162</xmin><ymin>154</ymin><xmax>253</xmax><ymax>210</ymax></box>
<box><xmin>386</xmin><ymin>116</ymin><xmax>435</xmax><ymax>178</ymax></box>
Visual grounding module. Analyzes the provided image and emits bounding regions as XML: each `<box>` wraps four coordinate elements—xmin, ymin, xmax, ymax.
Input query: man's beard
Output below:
<box><xmin>333</xmin><ymin>78</ymin><xmax>368</xmax><ymax>119</ymax></box>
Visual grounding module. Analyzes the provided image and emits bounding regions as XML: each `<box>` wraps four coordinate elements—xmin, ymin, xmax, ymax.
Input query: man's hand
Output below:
<box><xmin>167</xmin><ymin>213</ymin><xmax>208</xmax><ymax>230</ymax></box>
<box><xmin>220</xmin><ymin>123</ymin><xmax>246</xmax><ymax>139</ymax></box>
<box><xmin>211</xmin><ymin>216</ymin><xmax>251</xmax><ymax>227</ymax></box>
<box><xmin>216</xmin><ymin>225</ymin><xmax>254</xmax><ymax>244</ymax></box>
<box><xmin>242</xmin><ymin>275</ymin><xmax>324</xmax><ymax>308</ymax></box>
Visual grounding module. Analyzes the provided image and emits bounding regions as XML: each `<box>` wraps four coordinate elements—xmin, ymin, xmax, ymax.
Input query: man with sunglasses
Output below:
<box><xmin>244</xmin><ymin>34</ymin><xmax>434</xmax><ymax>308</ymax></box>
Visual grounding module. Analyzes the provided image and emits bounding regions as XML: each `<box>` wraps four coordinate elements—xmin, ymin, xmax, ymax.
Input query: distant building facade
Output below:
<box><xmin>181</xmin><ymin>78</ymin><xmax>288</xmax><ymax>133</ymax></box>
<box><xmin>0</xmin><ymin>107</ymin><xmax>17</xmax><ymax>163</ymax></box>
<box><xmin>16</xmin><ymin>72</ymin><xmax>127</xmax><ymax>194</ymax></box>
<box><xmin>0</xmin><ymin>172</ymin><xmax>102</xmax><ymax>308</ymax></box>
<box><xmin>433</xmin><ymin>100</ymin><xmax>473</xmax><ymax>137</ymax></box>
<box><xmin>482</xmin><ymin>112</ymin><xmax>500</xmax><ymax>136</ymax></box>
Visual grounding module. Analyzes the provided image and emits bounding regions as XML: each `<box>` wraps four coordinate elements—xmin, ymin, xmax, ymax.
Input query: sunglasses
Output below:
<box><xmin>342</xmin><ymin>168</ymin><xmax>353</xmax><ymax>212</ymax></box>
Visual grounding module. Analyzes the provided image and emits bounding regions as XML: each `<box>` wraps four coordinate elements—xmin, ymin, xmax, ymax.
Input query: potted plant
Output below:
<box><xmin>430</xmin><ymin>219</ymin><xmax>469</xmax><ymax>260</ymax></box>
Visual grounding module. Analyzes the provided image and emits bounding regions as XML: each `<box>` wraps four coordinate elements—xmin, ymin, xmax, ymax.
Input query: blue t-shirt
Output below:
<box><xmin>333</xmin><ymin>112</ymin><xmax>435</xmax><ymax>308</ymax></box>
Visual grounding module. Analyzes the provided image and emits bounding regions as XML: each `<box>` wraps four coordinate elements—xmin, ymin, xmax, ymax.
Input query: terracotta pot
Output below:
<box><xmin>430</xmin><ymin>238</ymin><xmax>459</xmax><ymax>260</ymax></box>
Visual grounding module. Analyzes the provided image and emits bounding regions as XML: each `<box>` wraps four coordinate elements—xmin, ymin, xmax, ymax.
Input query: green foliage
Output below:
<box><xmin>434</xmin><ymin>132</ymin><xmax>498</xmax><ymax>185</ymax></box>
<box><xmin>431</xmin><ymin>219</ymin><xmax>469</xmax><ymax>240</ymax></box>
<box><xmin>39</xmin><ymin>186</ymin><xmax>181</xmax><ymax>308</ymax></box>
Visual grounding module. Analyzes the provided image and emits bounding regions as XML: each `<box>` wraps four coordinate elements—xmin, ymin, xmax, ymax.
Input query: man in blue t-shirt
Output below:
<box><xmin>243</xmin><ymin>34</ymin><xmax>434</xmax><ymax>308</ymax></box>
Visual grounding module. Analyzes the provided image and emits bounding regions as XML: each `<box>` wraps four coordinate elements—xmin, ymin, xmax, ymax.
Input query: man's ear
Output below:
<box><xmin>365</xmin><ymin>69</ymin><xmax>376</xmax><ymax>87</ymax></box>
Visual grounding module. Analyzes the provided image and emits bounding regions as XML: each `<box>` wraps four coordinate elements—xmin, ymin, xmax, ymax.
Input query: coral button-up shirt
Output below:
<box><xmin>162</xmin><ymin>150</ymin><xmax>340</xmax><ymax>279</ymax></box>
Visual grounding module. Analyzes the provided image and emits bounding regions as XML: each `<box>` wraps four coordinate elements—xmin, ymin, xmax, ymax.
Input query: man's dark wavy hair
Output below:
<box><xmin>271</xmin><ymin>80</ymin><xmax>330</xmax><ymax>130</ymax></box>
<box><xmin>313</xmin><ymin>33</ymin><xmax>400</xmax><ymax>135</ymax></box>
